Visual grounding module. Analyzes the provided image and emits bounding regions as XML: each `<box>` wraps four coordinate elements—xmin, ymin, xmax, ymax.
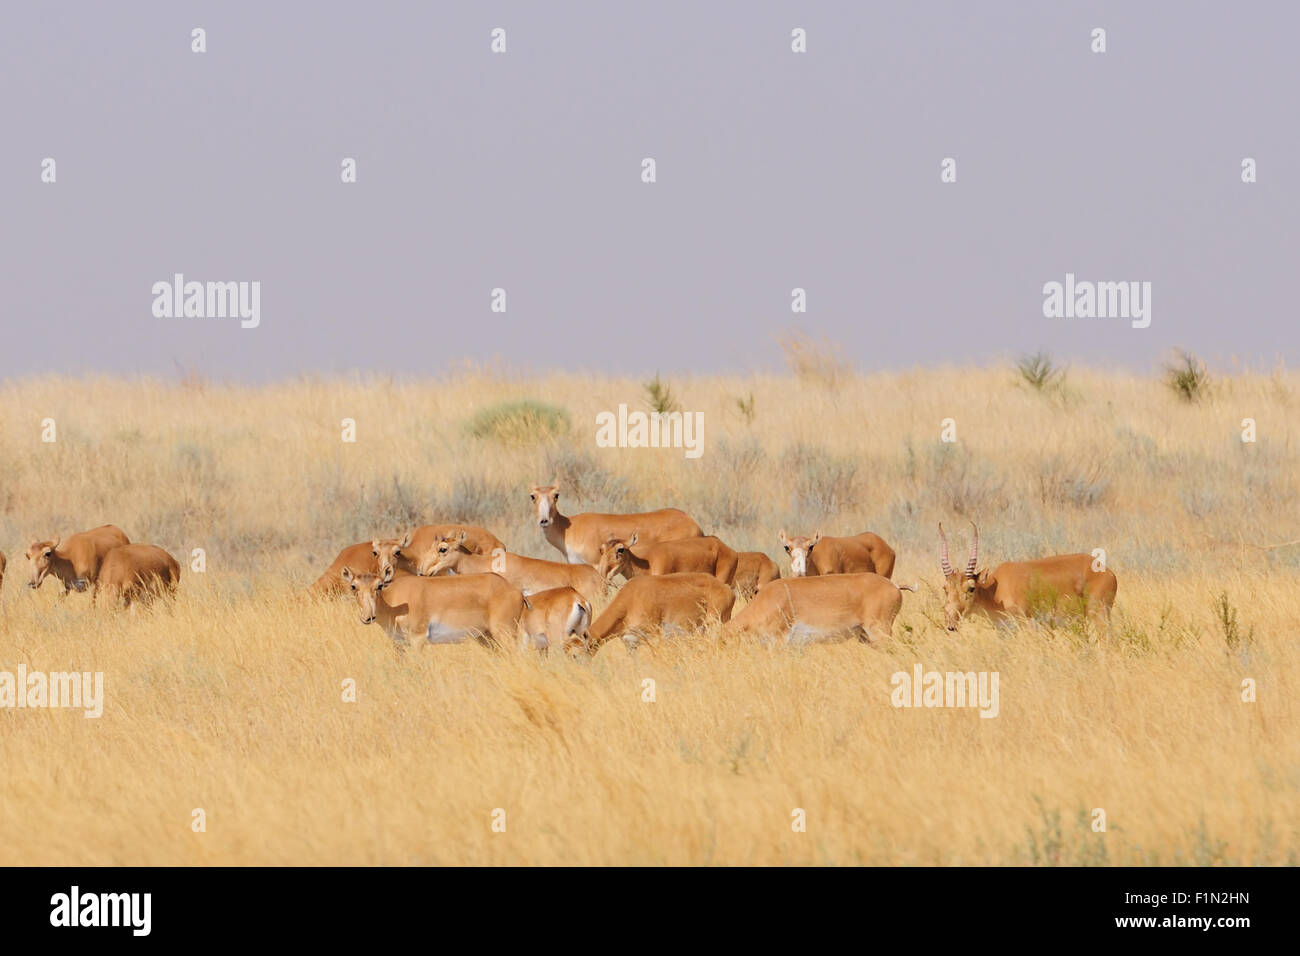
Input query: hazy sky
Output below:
<box><xmin>2</xmin><ymin>1</ymin><xmax>1295</xmax><ymax>381</ymax></box>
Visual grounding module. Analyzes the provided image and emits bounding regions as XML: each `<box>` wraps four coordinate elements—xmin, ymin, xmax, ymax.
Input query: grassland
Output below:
<box><xmin>0</xmin><ymin>365</ymin><xmax>1296</xmax><ymax>865</ymax></box>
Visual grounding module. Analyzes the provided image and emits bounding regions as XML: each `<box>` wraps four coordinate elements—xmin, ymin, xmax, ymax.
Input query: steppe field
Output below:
<box><xmin>0</xmin><ymin>363</ymin><xmax>1296</xmax><ymax>866</ymax></box>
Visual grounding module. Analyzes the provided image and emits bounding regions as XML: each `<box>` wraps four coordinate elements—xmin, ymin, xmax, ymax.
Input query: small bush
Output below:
<box><xmin>642</xmin><ymin>374</ymin><xmax>680</xmax><ymax>415</ymax></box>
<box><xmin>1214</xmin><ymin>592</ymin><xmax>1253</xmax><ymax>652</ymax></box>
<box><xmin>466</xmin><ymin>400</ymin><xmax>571</xmax><ymax>445</ymax></box>
<box><xmin>1016</xmin><ymin>351</ymin><xmax>1066</xmax><ymax>392</ymax></box>
<box><xmin>928</xmin><ymin>444</ymin><xmax>1006</xmax><ymax>517</ymax></box>
<box><xmin>430</xmin><ymin>474</ymin><xmax>514</xmax><ymax>525</ymax></box>
<box><xmin>1037</xmin><ymin>453</ymin><xmax>1110</xmax><ymax>509</ymax></box>
<box><xmin>780</xmin><ymin>443</ymin><xmax>859</xmax><ymax>520</ymax></box>
<box><xmin>690</xmin><ymin>438</ymin><xmax>765</xmax><ymax>527</ymax></box>
<box><xmin>1165</xmin><ymin>350</ymin><xmax>1210</xmax><ymax>403</ymax></box>
<box><xmin>735</xmin><ymin>392</ymin><xmax>756</xmax><ymax>425</ymax></box>
<box><xmin>541</xmin><ymin>446</ymin><xmax>629</xmax><ymax>511</ymax></box>
<box><xmin>779</xmin><ymin>331</ymin><xmax>851</xmax><ymax>387</ymax></box>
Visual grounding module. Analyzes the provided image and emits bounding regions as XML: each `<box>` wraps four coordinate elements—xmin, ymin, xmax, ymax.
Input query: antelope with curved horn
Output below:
<box><xmin>938</xmin><ymin>522</ymin><xmax>1117</xmax><ymax>631</ymax></box>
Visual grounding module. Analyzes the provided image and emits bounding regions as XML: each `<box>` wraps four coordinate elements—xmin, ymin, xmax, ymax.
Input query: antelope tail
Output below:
<box><xmin>564</xmin><ymin>599</ymin><xmax>591</xmax><ymax>639</ymax></box>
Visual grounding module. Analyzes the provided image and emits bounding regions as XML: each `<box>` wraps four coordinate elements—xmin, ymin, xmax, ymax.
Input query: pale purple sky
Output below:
<box><xmin>2</xmin><ymin>1</ymin><xmax>1295</xmax><ymax>381</ymax></box>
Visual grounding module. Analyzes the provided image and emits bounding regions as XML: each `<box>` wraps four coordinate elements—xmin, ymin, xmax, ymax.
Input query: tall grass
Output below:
<box><xmin>0</xmin><ymin>366</ymin><xmax>1296</xmax><ymax>864</ymax></box>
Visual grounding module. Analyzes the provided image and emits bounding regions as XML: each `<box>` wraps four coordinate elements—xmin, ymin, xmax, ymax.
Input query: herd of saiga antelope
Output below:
<box><xmin>5</xmin><ymin>481</ymin><xmax>1119</xmax><ymax>655</ymax></box>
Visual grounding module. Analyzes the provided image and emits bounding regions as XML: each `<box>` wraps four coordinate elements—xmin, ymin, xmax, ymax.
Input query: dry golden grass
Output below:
<box><xmin>0</xmin><ymin>366</ymin><xmax>1296</xmax><ymax>865</ymax></box>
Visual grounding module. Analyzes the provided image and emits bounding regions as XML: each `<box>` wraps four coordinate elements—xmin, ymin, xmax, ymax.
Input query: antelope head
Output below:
<box><xmin>939</xmin><ymin>522</ymin><xmax>988</xmax><ymax>631</ymax></box>
<box><xmin>597</xmin><ymin>532</ymin><xmax>639</xmax><ymax>582</ymax></box>
<box><xmin>778</xmin><ymin>530</ymin><xmax>821</xmax><ymax>577</ymax></box>
<box><xmin>529</xmin><ymin>480</ymin><xmax>560</xmax><ymax>528</ymax></box>
<box><xmin>341</xmin><ymin>563</ymin><xmax>395</xmax><ymax>626</ymax></box>
<box><xmin>418</xmin><ymin>532</ymin><xmax>469</xmax><ymax>577</ymax></box>
<box><xmin>25</xmin><ymin>537</ymin><xmax>61</xmax><ymax>589</ymax></box>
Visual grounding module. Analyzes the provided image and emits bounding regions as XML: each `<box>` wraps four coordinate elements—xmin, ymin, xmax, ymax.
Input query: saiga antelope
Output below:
<box><xmin>26</xmin><ymin>525</ymin><xmax>130</xmax><ymax>595</ymax></box>
<box><xmin>727</xmin><ymin>573</ymin><xmax>913</xmax><ymax>645</ymax></box>
<box><xmin>596</xmin><ymin>533</ymin><xmax>738</xmax><ymax>585</ymax></box>
<box><xmin>340</xmin><ymin>564</ymin><xmax>525</xmax><ymax>651</ymax></box>
<box><xmin>310</xmin><ymin>535</ymin><xmax>414</xmax><ymax>596</ymax></box>
<box><xmin>731</xmin><ymin>551</ymin><xmax>781</xmax><ymax>597</ymax></box>
<box><xmin>938</xmin><ymin>523</ymin><xmax>1117</xmax><ymax>631</ymax></box>
<box><xmin>419</xmin><ymin>534</ymin><xmax>605</xmax><ymax>602</ymax></box>
<box><xmin>93</xmin><ymin>544</ymin><xmax>181</xmax><ymax>609</ymax></box>
<box><xmin>585</xmin><ymin>572</ymin><xmax>734</xmax><ymax>655</ymax></box>
<box><xmin>520</xmin><ymin>586</ymin><xmax>593</xmax><ymax>654</ymax></box>
<box><xmin>403</xmin><ymin>524</ymin><xmax>505</xmax><ymax>571</ymax></box>
<box><xmin>528</xmin><ymin>481</ymin><xmax>702</xmax><ymax>566</ymax></box>
<box><xmin>778</xmin><ymin>530</ymin><xmax>895</xmax><ymax>579</ymax></box>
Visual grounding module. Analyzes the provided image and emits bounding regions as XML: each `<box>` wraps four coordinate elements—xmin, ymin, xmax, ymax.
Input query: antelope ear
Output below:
<box><xmin>977</xmin><ymin>569</ymin><xmax>991</xmax><ymax>587</ymax></box>
<box><xmin>400</xmin><ymin>531</ymin><xmax>412</xmax><ymax>549</ymax></box>
<box><xmin>51</xmin><ymin>537</ymin><xmax>61</xmax><ymax>551</ymax></box>
<box><xmin>629</xmin><ymin>531</ymin><xmax>639</xmax><ymax>546</ymax></box>
<box><xmin>778</xmin><ymin>530</ymin><xmax>789</xmax><ymax>546</ymax></box>
<box><xmin>456</xmin><ymin>530</ymin><xmax>468</xmax><ymax>545</ymax></box>
<box><xmin>810</xmin><ymin>531</ymin><xmax>823</xmax><ymax>547</ymax></box>
<box><xmin>381</xmin><ymin>564</ymin><xmax>395</xmax><ymax>584</ymax></box>
<box><xmin>341</xmin><ymin>567</ymin><xmax>355</xmax><ymax>584</ymax></box>
<box><xmin>371</xmin><ymin>539</ymin><xmax>381</xmax><ymax>552</ymax></box>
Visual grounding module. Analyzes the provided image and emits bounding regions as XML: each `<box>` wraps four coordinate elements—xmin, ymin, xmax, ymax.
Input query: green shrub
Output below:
<box><xmin>643</xmin><ymin>373</ymin><xmax>680</xmax><ymax>415</ymax></box>
<box><xmin>466</xmin><ymin>400</ymin><xmax>571</xmax><ymax>444</ymax></box>
<box><xmin>1165</xmin><ymin>350</ymin><xmax>1210</xmax><ymax>403</ymax></box>
<box><xmin>1016</xmin><ymin>351</ymin><xmax>1065</xmax><ymax>392</ymax></box>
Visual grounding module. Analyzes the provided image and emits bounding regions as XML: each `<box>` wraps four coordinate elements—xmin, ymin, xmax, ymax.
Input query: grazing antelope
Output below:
<box><xmin>309</xmin><ymin>535</ymin><xmax>414</xmax><ymax>595</ymax></box>
<box><xmin>26</xmin><ymin>525</ymin><xmax>130</xmax><ymax>595</ymax></box>
<box><xmin>938</xmin><ymin>523</ymin><xmax>1117</xmax><ymax>631</ymax></box>
<box><xmin>727</xmin><ymin>573</ymin><xmax>912</xmax><ymax>646</ymax></box>
<box><xmin>731</xmin><ymin>551</ymin><xmax>781</xmax><ymax>597</ymax></box>
<box><xmin>585</xmin><ymin>572</ymin><xmax>734</xmax><ymax>655</ymax></box>
<box><xmin>528</xmin><ymin>481</ymin><xmax>702</xmax><ymax>566</ymax></box>
<box><xmin>520</xmin><ymin>586</ymin><xmax>592</xmax><ymax>653</ymax></box>
<box><xmin>778</xmin><ymin>530</ymin><xmax>895</xmax><ymax>579</ymax></box>
<box><xmin>418</xmin><ymin>535</ymin><xmax>605</xmax><ymax>602</ymax></box>
<box><xmin>340</xmin><ymin>564</ymin><xmax>525</xmax><ymax>650</ymax></box>
<box><xmin>403</xmin><ymin>524</ymin><xmax>506</xmax><ymax>571</ymax></box>
<box><xmin>93</xmin><ymin>544</ymin><xmax>181</xmax><ymax>609</ymax></box>
<box><xmin>596</xmin><ymin>533</ymin><xmax>738</xmax><ymax>585</ymax></box>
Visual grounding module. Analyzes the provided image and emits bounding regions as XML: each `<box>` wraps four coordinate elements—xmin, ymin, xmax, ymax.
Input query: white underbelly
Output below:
<box><xmin>784</xmin><ymin>623</ymin><xmax>853</xmax><ymax>646</ymax></box>
<box><xmin>423</xmin><ymin>621</ymin><xmax>473</xmax><ymax>645</ymax></box>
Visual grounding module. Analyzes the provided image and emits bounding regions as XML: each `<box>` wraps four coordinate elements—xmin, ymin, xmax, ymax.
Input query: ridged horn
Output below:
<box><xmin>939</xmin><ymin>523</ymin><xmax>954</xmax><ymax>577</ymax></box>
